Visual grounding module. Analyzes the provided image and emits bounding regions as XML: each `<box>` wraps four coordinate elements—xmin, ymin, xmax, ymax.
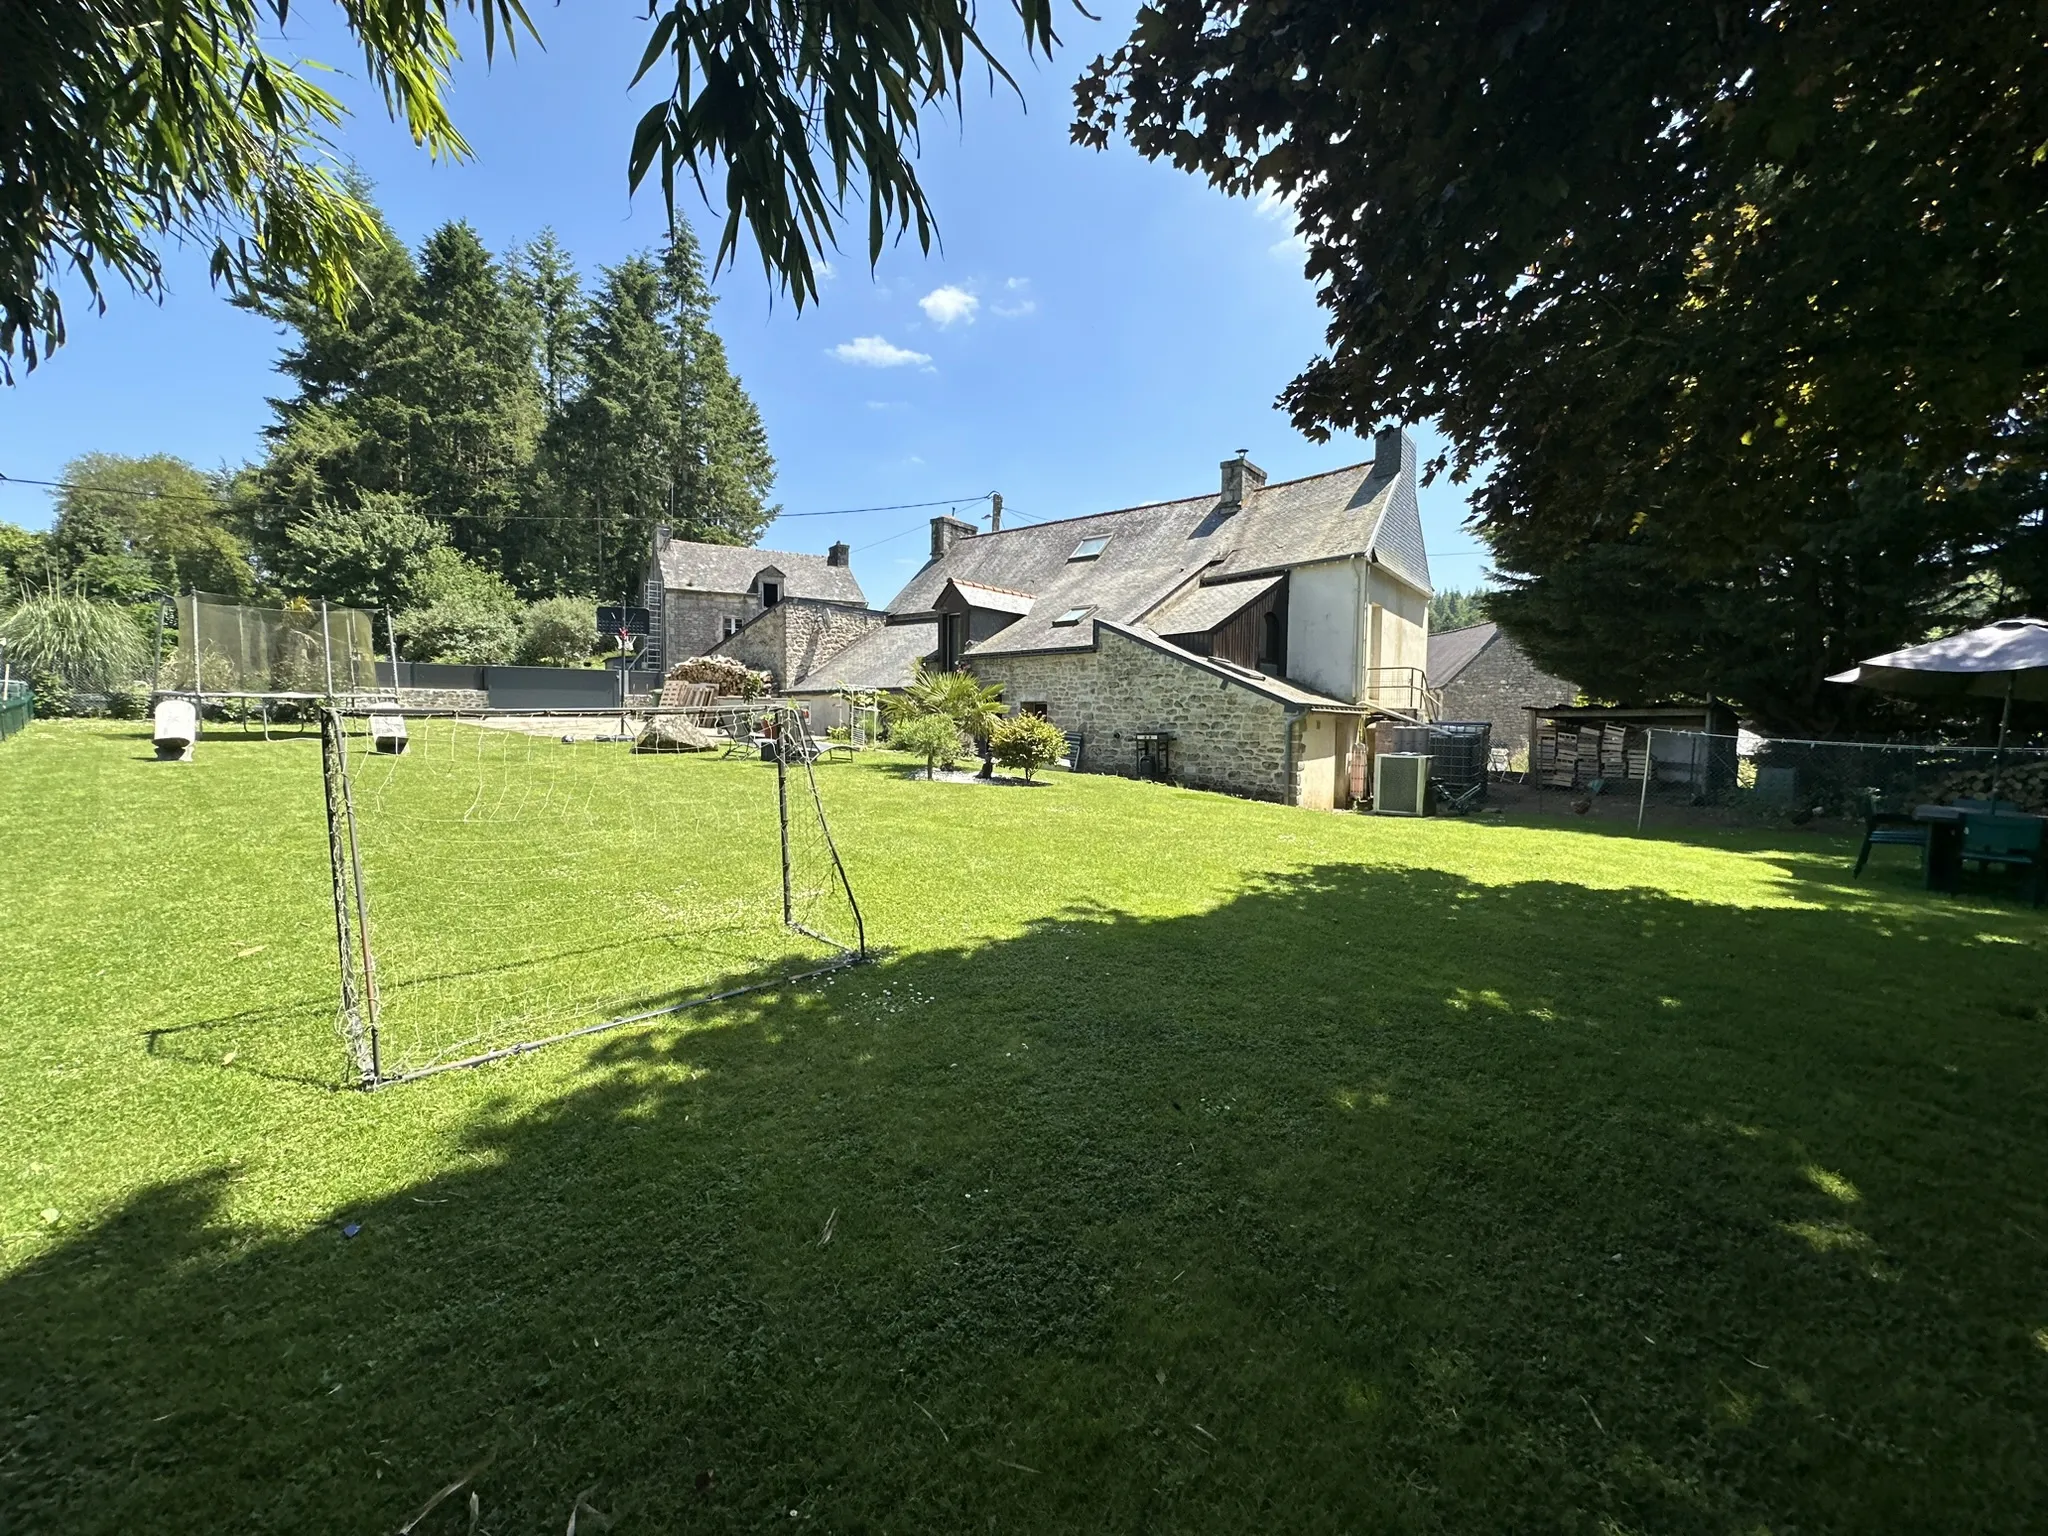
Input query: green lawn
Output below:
<box><xmin>3</xmin><ymin>718</ymin><xmax>2046</xmax><ymax>1533</ymax></box>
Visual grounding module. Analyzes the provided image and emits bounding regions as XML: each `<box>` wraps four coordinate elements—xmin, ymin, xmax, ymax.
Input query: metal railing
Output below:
<box><xmin>1361</xmin><ymin>666</ymin><xmax>1441</xmax><ymax>721</ymax></box>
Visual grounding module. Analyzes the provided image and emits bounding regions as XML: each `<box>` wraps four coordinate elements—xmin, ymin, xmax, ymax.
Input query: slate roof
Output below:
<box><xmin>884</xmin><ymin>432</ymin><xmax>1427</xmax><ymax>659</ymax></box>
<box><xmin>788</xmin><ymin>620</ymin><xmax>936</xmax><ymax>694</ymax></box>
<box><xmin>655</xmin><ymin>538</ymin><xmax>866</xmax><ymax>605</ymax></box>
<box><xmin>945</xmin><ymin>579</ymin><xmax>1036</xmax><ymax>616</ymax></box>
<box><xmin>1427</xmin><ymin>621</ymin><xmax>1498</xmax><ymax>686</ymax></box>
<box><xmin>1147</xmin><ymin>573</ymin><xmax>1283</xmax><ymax>637</ymax></box>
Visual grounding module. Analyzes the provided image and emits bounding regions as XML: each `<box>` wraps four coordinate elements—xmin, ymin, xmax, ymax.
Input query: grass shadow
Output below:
<box><xmin>6</xmin><ymin>864</ymin><xmax>2047</xmax><ymax>1531</ymax></box>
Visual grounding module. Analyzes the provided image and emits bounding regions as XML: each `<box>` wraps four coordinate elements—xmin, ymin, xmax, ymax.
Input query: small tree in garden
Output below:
<box><xmin>989</xmin><ymin>713</ymin><xmax>1068</xmax><ymax>782</ymax></box>
<box><xmin>516</xmin><ymin>596</ymin><xmax>598</xmax><ymax>666</ymax></box>
<box><xmin>887</xmin><ymin>660</ymin><xmax>1004</xmax><ymax>774</ymax></box>
<box><xmin>890</xmin><ymin>711</ymin><xmax>964</xmax><ymax>779</ymax></box>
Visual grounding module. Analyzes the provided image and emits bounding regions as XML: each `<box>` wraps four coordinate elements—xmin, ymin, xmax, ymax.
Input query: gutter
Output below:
<box><xmin>1280</xmin><ymin>704</ymin><xmax>1305</xmax><ymax>807</ymax></box>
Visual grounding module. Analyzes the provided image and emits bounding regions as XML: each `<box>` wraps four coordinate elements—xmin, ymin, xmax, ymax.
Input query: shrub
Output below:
<box><xmin>990</xmin><ymin>713</ymin><xmax>1069</xmax><ymax>782</ymax></box>
<box><xmin>396</xmin><ymin>593</ymin><xmax>519</xmax><ymax>664</ymax></box>
<box><xmin>666</xmin><ymin>655</ymin><xmax>770</xmax><ymax>698</ymax></box>
<box><xmin>106</xmin><ymin>681</ymin><xmax>152</xmax><ymax>719</ymax></box>
<box><xmin>890</xmin><ymin>711</ymin><xmax>965</xmax><ymax>779</ymax></box>
<box><xmin>0</xmin><ymin>593</ymin><xmax>148</xmax><ymax>707</ymax></box>
<box><xmin>517</xmin><ymin>596</ymin><xmax>598</xmax><ymax>666</ymax></box>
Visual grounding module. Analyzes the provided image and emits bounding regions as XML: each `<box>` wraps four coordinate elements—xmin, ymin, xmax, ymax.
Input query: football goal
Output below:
<box><xmin>320</xmin><ymin>703</ymin><xmax>867</xmax><ymax>1088</ymax></box>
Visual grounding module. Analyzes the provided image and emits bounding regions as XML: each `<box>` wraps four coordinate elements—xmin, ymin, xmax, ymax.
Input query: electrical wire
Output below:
<box><xmin>0</xmin><ymin>471</ymin><xmax>993</xmax><ymax>525</ymax></box>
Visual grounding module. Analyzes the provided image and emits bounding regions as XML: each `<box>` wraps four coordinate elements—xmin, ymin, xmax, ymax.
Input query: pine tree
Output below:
<box><xmin>660</xmin><ymin>223</ymin><xmax>776</xmax><ymax>546</ymax></box>
<box><xmin>387</xmin><ymin>222</ymin><xmax>544</xmax><ymax>564</ymax></box>
<box><xmin>539</xmin><ymin>256</ymin><xmax>679</xmax><ymax>602</ymax></box>
<box><xmin>508</xmin><ymin>229</ymin><xmax>587</xmax><ymax>418</ymax></box>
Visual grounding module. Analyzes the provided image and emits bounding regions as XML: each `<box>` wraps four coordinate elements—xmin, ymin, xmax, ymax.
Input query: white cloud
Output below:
<box><xmin>831</xmin><ymin>335</ymin><xmax>932</xmax><ymax>368</ymax></box>
<box><xmin>992</xmin><ymin>276</ymin><xmax>1037</xmax><ymax>319</ymax></box>
<box><xmin>1254</xmin><ymin>188</ymin><xmax>1309</xmax><ymax>261</ymax></box>
<box><xmin>918</xmin><ymin>284</ymin><xmax>980</xmax><ymax>327</ymax></box>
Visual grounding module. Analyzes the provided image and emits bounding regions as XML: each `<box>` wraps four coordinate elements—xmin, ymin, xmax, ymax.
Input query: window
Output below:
<box><xmin>1260</xmin><ymin>610</ymin><xmax>1283</xmax><ymax>666</ymax></box>
<box><xmin>1052</xmin><ymin>606</ymin><xmax>1091</xmax><ymax>626</ymax></box>
<box><xmin>722</xmin><ymin>616</ymin><xmax>744</xmax><ymax>639</ymax></box>
<box><xmin>938</xmin><ymin>611</ymin><xmax>968</xmax><ymax>671</ymax></box>
<box><xmin>760</xmin><ymin>581</ymin><xmax>781</xmax><ymax>607</ymax></box>
<box><xmin>1068</xmin><ymin>535</ymin><xmax>1110</xmax><ymax>561</ymax></box>
<box><xmin>1021</xmin><ymin>701</ymin><xmax>1048</xmax><ymax>718</ymax></box>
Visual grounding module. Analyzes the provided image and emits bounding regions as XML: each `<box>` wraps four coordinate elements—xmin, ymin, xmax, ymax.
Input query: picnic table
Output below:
<box><xmin>1912</xmin><ymin>804</ymin><xmax>2047</xmax><ymax>901</ymax></box>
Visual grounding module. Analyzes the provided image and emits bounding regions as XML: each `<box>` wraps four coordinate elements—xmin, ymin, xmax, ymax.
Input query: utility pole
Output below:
<box><xmin>989</xmin><ymin>492</ymin><xmax>1003</xmax><ymax>532</ymax></box>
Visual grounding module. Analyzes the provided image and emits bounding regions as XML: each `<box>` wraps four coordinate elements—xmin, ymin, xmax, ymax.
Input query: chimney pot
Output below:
<box><xmin>930</xmin><ymin>514</ymin><xmax>977</xmax><ymax>561</ymax></box>
<box><xmin>827</xmin><ymin>540</ymin><xmax>851</xmax><ymax>568</ymax></box>
<box><xmin>1219</xmin><ymin>454</ymin><xmax>1268</xmax><ymax>513</ymax></box>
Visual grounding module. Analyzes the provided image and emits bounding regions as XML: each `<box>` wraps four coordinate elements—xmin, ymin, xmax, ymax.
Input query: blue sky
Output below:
<box><xmin>0</xmin><ymin>1</ymin><xmax>1494</xmax><ymax>605</ymax></box>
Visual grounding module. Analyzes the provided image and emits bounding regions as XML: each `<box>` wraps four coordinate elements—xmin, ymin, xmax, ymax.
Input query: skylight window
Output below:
<box><xmin>1053</xmin><ymin>606</ymin><xmax>1092</xmax><ymax>626</ymax></box>
<box><xmin>1068</xmin><ymin>535</ymin><xmax>1110</xmax><ymax>561</ymax></box>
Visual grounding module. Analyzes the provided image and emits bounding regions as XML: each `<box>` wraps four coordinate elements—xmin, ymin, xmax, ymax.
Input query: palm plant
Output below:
<box><xmin>886</xmin><ymin>660</ymin><xmax>1006</xmax><ymax>775</ymax></box>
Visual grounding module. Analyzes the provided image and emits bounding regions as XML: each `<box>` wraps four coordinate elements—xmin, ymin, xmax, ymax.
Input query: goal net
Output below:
<box><xmin>321</xmin><ymin>704</ymin><xmax>866</xmax><ymax>1087</ymax></box>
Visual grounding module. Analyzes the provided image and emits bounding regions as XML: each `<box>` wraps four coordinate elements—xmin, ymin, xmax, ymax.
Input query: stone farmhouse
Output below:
<box><xmin>640</xmin><ymin>529</ymin><xmax>868</xmax><ymax>679</ymax></box>
<box><xmin>1424</xmin><ymin>621</ymin><xmax>1576</xmax><ymax>755</ymax></box>
<box><xmin>728</xmin><ymin>428</ymin><xmax>1439</xmax><ymax>808</ymax></box>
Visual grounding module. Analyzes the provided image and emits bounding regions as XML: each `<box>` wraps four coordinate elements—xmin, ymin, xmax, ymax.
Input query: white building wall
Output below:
<box><xmin>1286</xmin><ymin>560</ymin><xmax>1362</xmax><ymax>703</ymax></box>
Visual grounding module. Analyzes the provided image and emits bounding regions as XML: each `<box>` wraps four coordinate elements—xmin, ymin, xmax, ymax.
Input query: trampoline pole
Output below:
<box><xmin>320</xmin><ymin>600</ymin><xmax>335</xmax><ymax>699</ymax></box>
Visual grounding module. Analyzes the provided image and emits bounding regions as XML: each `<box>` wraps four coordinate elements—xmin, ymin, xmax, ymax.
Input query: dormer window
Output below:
<box><xmin>760</xmin><ymin>581</ymin><xmax>781</xmax><ymax>608</ymax></box>
<box><xmin>1068</xmin><ymin>536</ymin><xmax>1110</xmax><ymax>561</ymax></box>
<box><xmin>1053</xmin><ymin>606</ymin><xmax>1092</xmax><ymax>626</ymax></box>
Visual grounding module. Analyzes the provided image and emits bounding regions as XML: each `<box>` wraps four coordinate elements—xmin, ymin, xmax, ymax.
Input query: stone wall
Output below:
<box><xmin>393</xmin><ymin>687</ymin><xmax>490</xmax><ymax>710</ymax></box>
<box><xmin>968</xmin><ymin>626</ymin><xmax>1300</xmax><ymax>802</ymax></box>
<box><xmin>663</xmin><ymin>590</ymin><xmax>756</xmax><ymax>669</ymax></box>
<box><xmin>1439</xmin><ymin>632</ymin><xmax>1574</xmax><ymax>752</ymax></box>
<box><xmin>712</xmin><ymin>600</ymin><xmax>885</xmax><ymax>690</ymax></box>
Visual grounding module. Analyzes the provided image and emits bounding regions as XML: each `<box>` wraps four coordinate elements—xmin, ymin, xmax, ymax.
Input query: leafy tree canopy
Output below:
<box><xmin>49</xmin><ymin>453</ymin><xmax>252</xmax><ymax>596</ymax></box>
<box><xmin>5</xmin><ymin>0</ymin><xmax>1064</xmax><ymax>377</ymax></box>
<box><xmin>1081</xmin><ymin>3</ymin><xmax>2048</xmax><ymax>732</ymax></box>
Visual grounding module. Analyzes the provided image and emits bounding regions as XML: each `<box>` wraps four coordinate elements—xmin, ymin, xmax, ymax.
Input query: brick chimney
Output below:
<box><xmin>1219</xmin><ymin>451</ymin><xmax>1268</xmax><ymax>513</ymax></box>
<box><xmin>827</xmin><ymin>540</ymin><xmax>851</xmax><ymax>567</ymax></box>
<box><xmin>930</xmin><ymin>514</ymin><xmax>977</xmax><ymax>560</ymax></box>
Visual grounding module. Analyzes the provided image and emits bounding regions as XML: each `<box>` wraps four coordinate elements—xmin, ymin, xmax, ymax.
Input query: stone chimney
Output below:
<box><xmin>930</xmin><ymin>514</ymin><xmax>977</xmax><ymax>560</ymax></box>
<box><xmin>654</xmin><ymin>523</ymin><xmax>672</xmax><ymax>553</ymax></box>
<box><xmin>1219</xmin><ymin>451</ymin><xmax>1268</xmax><ymax>513</ymax></box>
<box><xmin>826</xmin><ymin>540</ymin><xmax>851</xmax><ymax>568</ymax></box>
<box><xmin>1374</xmin><ymin>425</ymin><xmax>1409</xmax><ymax>478</ymax></box>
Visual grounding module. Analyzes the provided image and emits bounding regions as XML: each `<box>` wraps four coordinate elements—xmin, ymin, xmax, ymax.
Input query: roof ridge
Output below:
<box><xmin>970</xmin><ymin>459</ymin><xmax>1374</xmax><ymax>538</ymax></box>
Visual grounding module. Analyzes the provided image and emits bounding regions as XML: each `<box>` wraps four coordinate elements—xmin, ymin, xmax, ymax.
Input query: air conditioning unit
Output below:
<box><xmin>1373</xmin><ymin>752</ymin><xmax>1432</xmax><ymax>816</ymax></box>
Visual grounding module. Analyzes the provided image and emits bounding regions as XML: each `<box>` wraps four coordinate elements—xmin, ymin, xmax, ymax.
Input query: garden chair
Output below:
<box><xmin>776</xmin><ymin>717</ymin><xmax>856</xmax><ymax>765</ymax></box>
<box><xmin>1852</xmin><ymin>793</ymin><xmax>1929</xmax><ymax>878</ymax></box>
<box><xmin>1960</xmin><ymin>813</ymin><xmax>2048</xmax><ymax>905</ymax></box>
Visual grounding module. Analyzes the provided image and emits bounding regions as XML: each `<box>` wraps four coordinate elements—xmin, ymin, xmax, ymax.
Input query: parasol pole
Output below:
<box><xmin>1992</xmin><ymin>673</ymin><xmax>2015</xmax><ymax>805</ymax></box>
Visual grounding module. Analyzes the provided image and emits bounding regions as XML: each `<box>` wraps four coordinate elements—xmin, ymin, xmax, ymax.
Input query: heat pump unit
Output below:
<box><xmin>1374</xmin><ymin>752</ymin><xmax>1431</xmax><ymax>816</ymax></box>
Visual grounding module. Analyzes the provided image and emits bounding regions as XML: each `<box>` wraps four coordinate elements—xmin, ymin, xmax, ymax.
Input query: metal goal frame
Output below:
<box><xmin>319</xmin><ymin>702</ymin><xmax>868</xmax><ymax>1089</ymax></box>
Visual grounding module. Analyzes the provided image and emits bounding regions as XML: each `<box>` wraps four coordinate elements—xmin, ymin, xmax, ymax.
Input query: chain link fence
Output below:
<box><xmin>1496</xmin><ymin>726</ymin><xmax>2048</xmax><ymax>831</ymax></box>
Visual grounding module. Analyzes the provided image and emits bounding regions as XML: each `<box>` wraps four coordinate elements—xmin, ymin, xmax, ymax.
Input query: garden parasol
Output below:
<box><xmin>1827</xmin><ymin>617</ymin><xmax>2048</xmax><ymax>797</ymax></box>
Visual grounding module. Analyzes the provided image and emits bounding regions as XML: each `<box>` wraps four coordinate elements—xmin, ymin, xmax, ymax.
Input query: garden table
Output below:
<box><xmin>1913</xmin><ymin>805</ymin><xmax>1967</xmax><ymax>892</ymax></box>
